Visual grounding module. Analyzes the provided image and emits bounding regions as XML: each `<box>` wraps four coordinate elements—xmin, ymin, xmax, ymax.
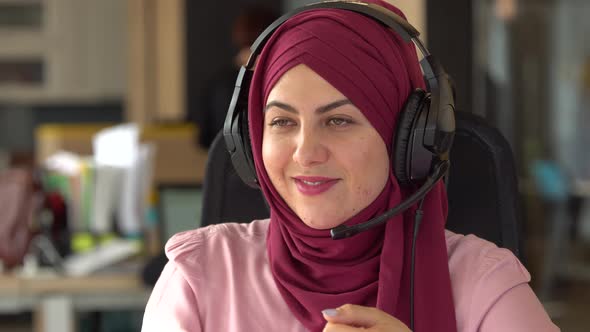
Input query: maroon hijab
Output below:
<box><xmin>247</xmin><ymin>1</ymin><xmax>457</xmax><ymax>331</ymax></box>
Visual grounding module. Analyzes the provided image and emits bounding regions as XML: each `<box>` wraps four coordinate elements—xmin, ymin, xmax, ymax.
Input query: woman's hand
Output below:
<box><xmin>322</xmin><ymin>304</ymin><xmax>412</xmax><ymax>332</ymax></box>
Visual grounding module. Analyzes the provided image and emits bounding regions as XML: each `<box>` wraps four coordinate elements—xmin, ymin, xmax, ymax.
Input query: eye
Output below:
<box><xmin>327</xmin><ymin>117</ymin><xmax>353</xmax><ymax>127</ymax></box>
<box><xmin>268</xmin><ymin>117</ymin><xmax>296</xmax><ymax>127</ymax></box>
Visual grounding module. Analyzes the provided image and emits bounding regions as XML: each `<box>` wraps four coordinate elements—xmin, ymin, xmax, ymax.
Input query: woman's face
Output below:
<box><xmin>262</xmin><ymin>64</ymin><xmax>390</xmax><ymax>229</ymax></box>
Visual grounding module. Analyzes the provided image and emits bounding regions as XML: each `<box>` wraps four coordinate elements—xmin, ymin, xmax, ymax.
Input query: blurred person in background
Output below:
<box><xmin>193</xmin><ymin>5</ymin><xmax>279</xmax><ymax>148</ymax></box>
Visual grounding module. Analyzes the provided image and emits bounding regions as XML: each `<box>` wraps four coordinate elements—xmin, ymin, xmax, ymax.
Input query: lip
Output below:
<box><xmin>292</xmin><ymin>176</ymin><xmax>340</xmax><ymax>196</ymax></box>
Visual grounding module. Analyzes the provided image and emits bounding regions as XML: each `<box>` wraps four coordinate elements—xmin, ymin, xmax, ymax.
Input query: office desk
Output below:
<box><xmin>0</xmin><ymin>270</ymin><xmax>151</xmax><ymax>332</ymax></box>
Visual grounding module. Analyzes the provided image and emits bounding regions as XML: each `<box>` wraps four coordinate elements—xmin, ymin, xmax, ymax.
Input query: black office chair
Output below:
<box><xmin>199</xmin><ymin>134</ymin><xmax>269</xmax><ymax>226</ymax></box>
<box><xmin>200</xmin><ymin>111</ymin><xmax>524</xmax><ymax>261</ymax></box>
<box><xmin>446</xmin><ymin>111</ymin><xmax>523</xmax><ymax>260</ymax></box>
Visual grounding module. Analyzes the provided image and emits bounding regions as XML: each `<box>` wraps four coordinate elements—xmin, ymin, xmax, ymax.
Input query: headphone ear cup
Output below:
<box><xmin>393</xmin><ymin>89</ymin><xmax>426</xmax><ymax>186</ymax></box>
<box><xmin>239</xmin><ymin>113</ymin><xmax>257</xmax><ymax>178</ymax></box>
<box><xmin>232</xmin><ymin>110</ymin><xmax>259</xmax><ymax>188</ymax></box>
<box><xmin>224</xmin><ymin>67</ymin><xmax>260</xmax><ymax>188</ymax></box>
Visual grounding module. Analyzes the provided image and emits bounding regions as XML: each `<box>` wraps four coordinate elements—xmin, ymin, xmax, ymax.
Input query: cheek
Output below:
<box><xmin>349</xmin><ymin>139</ymin><xmax>390</xmax><ymax>196</ymax></box>
<box><xmin>262</xmin><ymin>135</ymin><xmax>287</xmax><ymax>185</ymax></box>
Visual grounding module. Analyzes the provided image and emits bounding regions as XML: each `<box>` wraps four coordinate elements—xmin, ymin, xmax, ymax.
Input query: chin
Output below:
<box><xmin>299</xmin><ymin>211</ymin><xmax>345</xmax><ymax>230</ymax></box>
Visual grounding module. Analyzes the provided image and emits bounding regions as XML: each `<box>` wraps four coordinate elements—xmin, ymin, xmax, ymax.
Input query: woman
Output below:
<box><xmin>142</xmin><ymin>1</ymin><xmax>558</xmax><ymax>331</ymax></box>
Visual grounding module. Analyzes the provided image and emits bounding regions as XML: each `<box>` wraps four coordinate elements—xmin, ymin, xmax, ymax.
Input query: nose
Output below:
<box><xmin>292</xmin><ymin>126</ymin><xmax>329</xmax><ymax>167</ymax></box>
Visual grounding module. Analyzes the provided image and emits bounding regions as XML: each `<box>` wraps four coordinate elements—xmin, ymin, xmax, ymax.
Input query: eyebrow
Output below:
<box><xmin>264</xmin><ymin>99</ymin><xmax>352</xmax><ymax>114</ymax></box>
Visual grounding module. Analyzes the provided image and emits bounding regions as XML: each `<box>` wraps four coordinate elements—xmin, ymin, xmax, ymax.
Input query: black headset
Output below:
<box><xmin>223</xmin><ymin>0</ymin><xmax>456</xmax><ymax>190</ymax></box>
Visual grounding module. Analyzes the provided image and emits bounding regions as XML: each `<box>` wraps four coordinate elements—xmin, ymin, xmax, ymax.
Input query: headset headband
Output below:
<box><xmin>247</xmin><ymin>1</ymin><xmax>455</xmax><ymax>145</ymax></box>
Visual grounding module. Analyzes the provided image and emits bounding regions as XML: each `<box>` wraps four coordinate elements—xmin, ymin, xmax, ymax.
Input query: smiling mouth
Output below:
<box><xmin>300</xmin><ymin>180</ymin><xmax>324</xmax><ymax>186</ymax></box>
<box><xmin>292</xmin><ymin>177</ymin><xmax>339</xmax><ymax>196</ymax></box>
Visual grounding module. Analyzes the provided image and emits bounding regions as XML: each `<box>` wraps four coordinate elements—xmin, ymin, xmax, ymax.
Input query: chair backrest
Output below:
<box><xmin>200</xmin><ymin>111</ymin><xmax>523</xmax><ymax>260</ymax></box>
<box><xmin>200</xmin><ymin>133</ymin><xmax>269</xmax><ymax>226</ymax></box>
<box><xmin>446</xmin><ymin>111</ymin><xmax>523</xmax><ymax>260</ymax></box>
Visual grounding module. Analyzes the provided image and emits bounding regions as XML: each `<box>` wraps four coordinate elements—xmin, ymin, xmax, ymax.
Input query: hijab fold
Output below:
<box><xmin>247</xmin><ymin>1</ymin><xmax>457</xmax><ymax>331</ymax></box>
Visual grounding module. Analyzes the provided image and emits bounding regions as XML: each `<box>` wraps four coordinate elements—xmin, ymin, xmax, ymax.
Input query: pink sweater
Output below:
<box><xmin>141</xmin><ymin>219</ymin><xmax>559</xmax><ymax>331</ymax></box>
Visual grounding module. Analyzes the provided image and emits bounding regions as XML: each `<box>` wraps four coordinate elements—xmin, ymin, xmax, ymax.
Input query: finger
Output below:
<box><xmin>322</xmin><ymin>322</ymin><xmax>363</xmax><ymax>332</ymax></box>
<box><xmin>322</xmin><ymin>304</ymin><xmax>382</xmax><ymax>328</ymax></box>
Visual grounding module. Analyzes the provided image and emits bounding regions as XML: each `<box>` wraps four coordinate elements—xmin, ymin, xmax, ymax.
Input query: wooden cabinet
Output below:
<box><xmin>0</xmin><ymin>0</ymin><xmax>126</xmax><ymax>104</ymax></box>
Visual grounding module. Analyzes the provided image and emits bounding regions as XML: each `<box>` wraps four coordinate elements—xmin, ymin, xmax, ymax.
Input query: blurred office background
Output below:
<box><xmin>0</xmin><ymin>0</ymin><xmax>588</xmax><ymax>331</ymax></box>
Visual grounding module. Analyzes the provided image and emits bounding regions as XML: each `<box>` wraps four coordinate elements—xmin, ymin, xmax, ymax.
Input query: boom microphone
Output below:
<box><xmin>330</xmin><ymin>160</ymin><xmax>449</xmax><ymax>240</ymax></box>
